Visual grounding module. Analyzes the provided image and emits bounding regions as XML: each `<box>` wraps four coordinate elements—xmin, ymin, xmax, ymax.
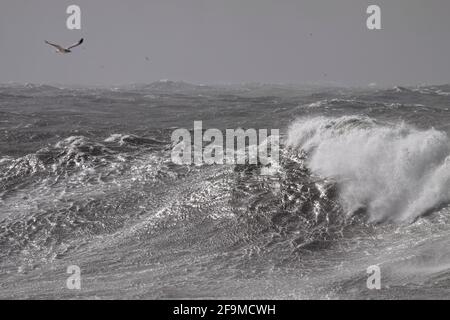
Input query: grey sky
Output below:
<box><xmin>0</xmin><ymin>0</ymin><xmax>449</xmax><ymax>86</ymax></box>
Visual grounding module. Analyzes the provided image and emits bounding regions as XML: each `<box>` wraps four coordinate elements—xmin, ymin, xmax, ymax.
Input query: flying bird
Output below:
<box><xmin>45</xmin><ymin>38</ymin><xmax>84</xmax><ymax>54</ymax></box>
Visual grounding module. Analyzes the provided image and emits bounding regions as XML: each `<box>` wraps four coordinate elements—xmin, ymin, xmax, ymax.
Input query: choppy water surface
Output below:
<box><xmin>1</xmin><ymin>82</ymin><xmax>450</xmax><ymax>299</ymax></box>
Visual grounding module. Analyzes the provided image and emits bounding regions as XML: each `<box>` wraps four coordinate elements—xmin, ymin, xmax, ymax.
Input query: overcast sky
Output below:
<box><xmin>0</xmin><ymin>0</ymin><xmax>449</xmax><ymax>86</ymax></box>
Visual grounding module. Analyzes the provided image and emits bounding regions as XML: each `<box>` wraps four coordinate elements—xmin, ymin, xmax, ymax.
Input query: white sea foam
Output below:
<box><xmin>287</xmin><ymin>115</ymin><xmax>450</xmax><ymax>222</ymax></box>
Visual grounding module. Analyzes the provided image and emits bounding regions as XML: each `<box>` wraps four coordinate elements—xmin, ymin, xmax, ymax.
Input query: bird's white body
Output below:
<box><xmin>55</xmin><ymin>49</ymin><xmax>71</xmax><ymax>54</ymax></box>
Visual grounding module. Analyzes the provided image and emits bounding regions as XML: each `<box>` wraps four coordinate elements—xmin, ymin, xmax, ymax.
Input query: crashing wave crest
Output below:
<box><xmin>287</xmin><ymin>115</ymin><xmax>450</xmax><ymax>222</ymax></box>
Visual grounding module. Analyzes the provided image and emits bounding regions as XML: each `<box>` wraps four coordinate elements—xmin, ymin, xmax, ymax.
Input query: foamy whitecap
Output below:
<box><xmin>287</xmin><ymin>115</ymin><xmax>450</xmax><ymax>222</ymax></box>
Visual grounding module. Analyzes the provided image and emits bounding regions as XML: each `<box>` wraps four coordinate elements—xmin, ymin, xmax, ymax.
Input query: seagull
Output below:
<box><xmin>45</xmin><ymin>38</ymin><xmax>84</xmax><ymax>54</ymax></box>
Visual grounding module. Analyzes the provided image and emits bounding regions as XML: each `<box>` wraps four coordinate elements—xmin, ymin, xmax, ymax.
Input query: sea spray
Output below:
<box><xmin>287</xmin><ymin>116</ymin><xmax>450</xmax><ymax>222</ymax></box>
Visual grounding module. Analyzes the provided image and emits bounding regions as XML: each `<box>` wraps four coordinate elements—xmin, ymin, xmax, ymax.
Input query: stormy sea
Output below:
<box><xmin>1</xmin><ymin>81</ymin><xmax>450</xmax><ymax>299</ymax></box>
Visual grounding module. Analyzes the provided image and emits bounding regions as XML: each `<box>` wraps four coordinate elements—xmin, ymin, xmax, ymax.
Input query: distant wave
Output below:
<box><xmin>303</xmin><ymin>98</ymin><xmax>426</xmax><ymax>110</ymax></box>
<box><xmin>104</xmin><ymin>133</ymin><xmax>167</xmax><ymax>147</ymax></box>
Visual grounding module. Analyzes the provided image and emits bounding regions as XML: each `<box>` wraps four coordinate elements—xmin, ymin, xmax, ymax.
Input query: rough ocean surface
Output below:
<box><xmin>1</xmin><ymin>81</ymin><xmax>450</xmax><ymax>299</ymax></box>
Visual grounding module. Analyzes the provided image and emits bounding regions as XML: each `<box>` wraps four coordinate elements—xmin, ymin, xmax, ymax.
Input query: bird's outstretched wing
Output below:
<box><xmin>45</xmin><ymin>40</ymin><xmax>64</xmax><ymax>51</ymax></box>
<box><xmin>67</xmin><ymin>38</ymin><xmax>84</xmax><ymax>50</ymax></box>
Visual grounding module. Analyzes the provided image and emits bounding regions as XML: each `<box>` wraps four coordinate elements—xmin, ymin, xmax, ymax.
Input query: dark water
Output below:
<box><xmin>1</xmin><ymin>82</ymin><xmax>450</xmax><ymax>299</ymax></box>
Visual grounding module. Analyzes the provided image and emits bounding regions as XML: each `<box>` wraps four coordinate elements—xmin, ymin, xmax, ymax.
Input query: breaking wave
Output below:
<box><xmin>287</xmin><ymin>115</ymin><xmax>450</xmax><ymax>222</ymax></box>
